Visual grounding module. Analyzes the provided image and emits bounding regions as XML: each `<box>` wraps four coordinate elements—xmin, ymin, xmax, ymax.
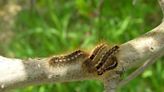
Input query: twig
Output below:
<box><xmin>158</xmin><ymin>0</ymin><xmax>164</xmax><ymax>16</ymax></box>
<box><xmin>132</xmin><ymin>0</ymin><xmax>138</xmax><ymax>5</ymax></box>
<box><xmin>96</xmin><ymin>0</ymin><xmax>104</xmax><ymax>16</ymax></box>
<box><xmin>119</xmin><ymin>50</ymin><xmax>164</xmax><ymax>86</ymax></box>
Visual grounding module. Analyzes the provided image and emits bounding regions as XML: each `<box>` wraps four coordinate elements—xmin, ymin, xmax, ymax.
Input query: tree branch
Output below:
<box><xmin>103</xmin><ymin>22</ymin><xmax>164</xmax><ymax>92</ymax></box>
<box><xmin>0</xmin><ymin>1</ymin><xmax>164</xmax><ymax>92</ymax></box>
<box><xmin>0</xmin><ymin>56</ymin><xmax>97</xmax><ymax>91</ymax></box>
<box><xmin>119</xmin><ymin>50</ymin><xmax>164</xmax><ymax>86</ymax></box>
<box><xmin>103</xmin><ymin>1</ymin><xmax>164</xmax><ymax>91</ymax></box>
<box><xmin>0</xmin><ymin>21</ymin><xmax>163</xmax><ymax>91</ymax></box>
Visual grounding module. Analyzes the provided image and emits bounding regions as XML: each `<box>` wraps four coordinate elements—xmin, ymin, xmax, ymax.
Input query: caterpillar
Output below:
<box><xmin>48</xmin><ymin>43</ymin><xmax>119</xmax><ymax>75</ymax></box>
<box><xmin>83</xmin><ymin>44</ymin><xmax>119</xmax><ymax>75</ymax></box>
<box><xmin>49</xmin><ymin>50</ymin><xmax>88</xmax><ymax>66</ymax></box>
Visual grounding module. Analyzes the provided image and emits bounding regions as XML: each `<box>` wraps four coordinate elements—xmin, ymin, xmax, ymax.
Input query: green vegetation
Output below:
<box><xmin>0</xmin><ymin>0</ymin><xmax>163</xmax><ymax>92</ymax></box>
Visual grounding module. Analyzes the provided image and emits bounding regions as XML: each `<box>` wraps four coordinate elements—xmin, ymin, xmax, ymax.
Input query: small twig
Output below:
<box><xmin>132</xmin><ymin>0</ymin><xmax>138</xmax><ymax>5</ymax></box>
<box><xmin>96</xmin><ymin>0</ymin><xmax>104</xmax><ymax>16</ymax></box>
<box><xmin>158</xmin><ymin>0</ymin><xmax>164</xmax><ymax>16</ymax></box>
<box><xmin>119</xmin><ymin>51</ymin><xmax>164</xmax><ymax>86</ymax></box>
<box><xmin>104</xmin><ymin>78</ymin><xmax>119</xmax><ymax>92</ymax></box>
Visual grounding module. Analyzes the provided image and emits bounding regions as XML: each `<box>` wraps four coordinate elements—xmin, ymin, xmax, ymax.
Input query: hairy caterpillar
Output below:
<box><xmin>49</xmin><ymin>50</ymin><xmax>88</xmax><ymax>65</ymax></box>
<box><xmin>49</xmin><ymin>43</ymin><xmax>119</xmax><ymax>75</ymax></box>
<box><xmin>83</xmin><ymin>44</ymin><xmax>119</xmax><ymax>75</ymax></box>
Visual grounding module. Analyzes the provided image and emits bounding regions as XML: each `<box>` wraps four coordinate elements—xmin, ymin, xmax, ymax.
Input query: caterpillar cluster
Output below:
<box><xmin>83</xmin><ymin>44</ymin><xmax>119</xmax><ymax>75</ymax></box>
<box><xmin>48</xmin><ymin>43</ymin><xmax>119</xmax><ymax>75</ymax></box>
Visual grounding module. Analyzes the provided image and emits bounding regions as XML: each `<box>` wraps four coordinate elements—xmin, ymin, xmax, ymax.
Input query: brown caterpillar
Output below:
<box><xmin>49</xmin><ymin>43</ymin><xmax>119</xmax><ymax>75</ymax></box>
<box><xmin>82</xmin><ymin>44</ymin><xmax>108</xmax><ymax>73</ymax></box>
<box><xmin>96</xmin><ymin>46</ymin><xmax>119</xmax><ymax>75</ymax></box>
<box><xmin>49</xmin><ymin>50</ymin><xmax>88</xmax><ymax>66</ymax></box>
<box><xmin>83</xmin><ymin>44</ymin><xmax>119</xmax><ymax>75</ymax></box>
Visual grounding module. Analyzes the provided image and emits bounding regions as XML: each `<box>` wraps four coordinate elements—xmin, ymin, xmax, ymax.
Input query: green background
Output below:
<box><xmin>0</xmin><ymin>0</ymin><xmax>163</xmax><ymax>92</ymax></box>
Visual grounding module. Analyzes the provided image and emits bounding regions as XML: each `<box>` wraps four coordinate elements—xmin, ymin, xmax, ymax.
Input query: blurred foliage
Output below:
<box><xmin>0</xmin><ymin>0</ymin><xmax>163</xmax><ymax>92</ymax></box>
